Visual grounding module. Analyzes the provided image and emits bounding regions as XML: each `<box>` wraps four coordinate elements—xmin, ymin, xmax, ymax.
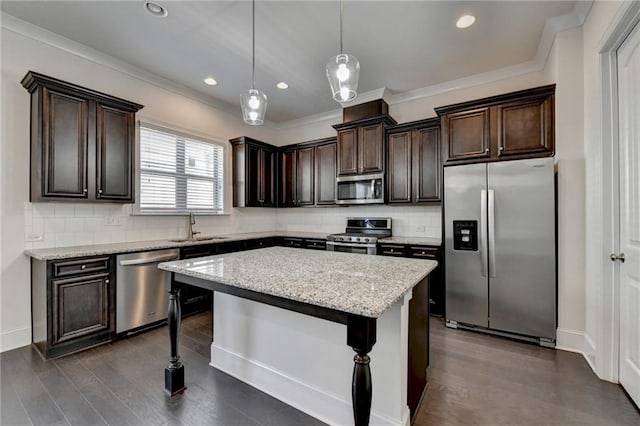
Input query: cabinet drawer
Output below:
<box><xmin>408</xmin><ymin>246</ymin><xmax>439</xmax><ymax>260</ymax></box>
<box><xmin>53</xmin><ymin>257</ymin><xmax>110</xmax><ymax>278</ymax></box>
<box><xmin>282</xmin><ymin>238</ymin><xmax>304</xmax><ymax>248</ymax></box>
<box><xmin>305</xmin><ymin>239</ymin><xmax>326</xmax><ymax>250</ymax></box>
<box><xmin>378</xmin><ymin>244</ymin><xmax>406</xmax><ymax>257</ymax></box>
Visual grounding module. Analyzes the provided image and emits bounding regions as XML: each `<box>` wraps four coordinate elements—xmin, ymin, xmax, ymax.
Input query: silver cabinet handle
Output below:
<box><xmin>480</xmin><ymin>189</ymin><xmax>488</xmax><ymax>277</ymax></box>
<box><xmin>499</xmin><ymin>146</ymin><xmax>504</xmax><ymax>151</ymax></box>
<box><xmin>119</xmin><ymin>254</ymin><xmax>178</xmax><ymax>266</ymax></box>
<box><xmin>610</xmin><ymin>253</ymin><xmax>625</xmax><ymax>263</ymax></box>
<box><xmin>83</xmin><ymin>188</ymin><xmax>88</xmax><ymax>193</ymax></box>
<box><xmin>485</xmin><ymin>148</ymin><xmax>489</xmax><ymax>153</ymax></box>
<box><xmin>81</xmin><ymin>265</ymin><xmax>86</xmax><ymax>270</ymax></box>
<box><xmin>488</xmin><ymin>189</ymin><xmax>496</xmax><ymax>278</ymax></box>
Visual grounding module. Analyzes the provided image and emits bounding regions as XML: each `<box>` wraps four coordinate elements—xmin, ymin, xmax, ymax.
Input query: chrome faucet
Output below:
<box><xmin>187</xmin><ymin>212</ymin><xmax>201</xmax><ymax>241</ymax></box>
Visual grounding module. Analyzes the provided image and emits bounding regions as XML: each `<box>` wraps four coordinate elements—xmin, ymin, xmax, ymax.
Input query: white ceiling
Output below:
<box><xmin>1</xmin><ymin>1</ymin><xmax>578</xmax><ymax>123</ymax></box>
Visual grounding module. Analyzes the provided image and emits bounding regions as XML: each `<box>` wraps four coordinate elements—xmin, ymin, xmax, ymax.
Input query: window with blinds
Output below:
<box><xmin>139</xmin><ymin>124</ymin><xmax>224</xmax><ymax>213</ymax></box>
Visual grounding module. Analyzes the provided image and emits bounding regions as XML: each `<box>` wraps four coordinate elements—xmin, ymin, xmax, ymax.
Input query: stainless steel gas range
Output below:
<box><xmin>326</xmin><ymin>217</ymin><xmax>391</xmax><ymax>255</ymax></box>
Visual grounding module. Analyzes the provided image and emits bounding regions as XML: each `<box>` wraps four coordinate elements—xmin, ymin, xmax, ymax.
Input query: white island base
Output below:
<box><xmin>210</xmin><ymin>291</ymin><xmax>413</xmax><ymax>426</ymax></box>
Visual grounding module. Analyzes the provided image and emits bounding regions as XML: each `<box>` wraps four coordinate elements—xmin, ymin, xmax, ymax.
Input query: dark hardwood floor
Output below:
<box><xmin>417</xmin><ymin>319</ymin><xmax>639</xmax><ymax>425</ymax></box>
<box><xmin>2</xmin><ymin>313</ymin><xmax>638</xmax><ymax>425</ymax></box>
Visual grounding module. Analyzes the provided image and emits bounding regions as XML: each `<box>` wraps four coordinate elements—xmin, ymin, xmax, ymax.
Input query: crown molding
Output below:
<box><xmin>0</xmin><ymin>11</ymin><xmax>278</xmax><ymax>129</ymax></box>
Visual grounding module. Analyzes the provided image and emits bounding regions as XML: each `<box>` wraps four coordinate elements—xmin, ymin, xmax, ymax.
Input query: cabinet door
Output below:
<box><xmin>51</xmin><ymin>273</ymin><xmax>112</xmax><ymax>345</ymax></box>
<box><xmin>495</xmin><ymin>96</ymin><xmax>554</xmax><ymax>157</ymax></box>
<box><xmin>297</xmin><ymin>147</ymin><xmax>315</xmax><ymax>206</ymax></box>
<box><xmin>443</xmin><ymin>107</ymin><xmax>491</xmax><ymax>162</ymax></box>
<box><xmin>387</xmin><ymin>131</ymin><xmax>412</xmax><ymax>203</ymax></box>
<box><xmin>279</xmin><ymin>150</ymin><xmax>297</xmax><ymax>207</ymax></box>
<box><xmin>96</xmin><ymin>103</ymin><xmax>135</xmax><ymax>201</ymax></box>
<box><xmin>359</xmin><ymin>123</ymin><xmax>383</xmax><ymax>173</ymax></box>
<box><xmin>40</xmin><ymin>87</ymin><xmax>89</xmax><ymax>199</ymax></box>
<box><xmin>246</xmin><ymin>144</ymin><xmax>261</xmax><ymax>206</ymax></box>
<box><xmin>413</xmin><ymin>127</ymin><xmax>441</xmax><ymax>202</ymax></box>
<box><xmin>262</xmin><ymin>149</ymin><xmax>277</xmax><ymax>207</ymax></box>
<box><xmin>337</xmin><ymin>128</ymin><xmax>358</xmax><ymax>175</ymax></box>
<box><xmin>316</xmin><ymin>142</ymin><xmax>336</xmax><ymax>205</ymax></box>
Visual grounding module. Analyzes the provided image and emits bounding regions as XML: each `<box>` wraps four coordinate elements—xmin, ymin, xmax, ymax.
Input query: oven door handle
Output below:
<box><xmin>326</xmin><ymin>241</ymin><xmax>377</xmax><ymax>249</ymax></box>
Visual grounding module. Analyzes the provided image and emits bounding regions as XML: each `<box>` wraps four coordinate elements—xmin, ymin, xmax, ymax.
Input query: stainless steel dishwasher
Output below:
<box><xmin>116</xmin><ymin>248</ymin><xmax>179</xmax><ymax>334</ymax></box>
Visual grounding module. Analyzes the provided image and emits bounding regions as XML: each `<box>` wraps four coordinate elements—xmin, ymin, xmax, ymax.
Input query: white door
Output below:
<box><xmin>617</xmin><ymin>20</ymin><xmax>640</xmax><ymax>408</ymax></box>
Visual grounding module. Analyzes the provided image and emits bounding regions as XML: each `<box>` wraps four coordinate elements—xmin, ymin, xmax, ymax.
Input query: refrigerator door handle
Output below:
<box><xmin>481</xmin><ymin>189</ymin><xmax>488</xmax><ymax>277</ymax></box>
<box><xmin>488</xmin><ymin>189</ymin><xmax>496</xmax><ymax>278</ymax></box>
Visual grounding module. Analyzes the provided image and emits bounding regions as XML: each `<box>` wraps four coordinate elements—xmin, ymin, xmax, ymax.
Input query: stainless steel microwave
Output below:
<box><xmin>335</xmin><ymin>173</ymin><xmax>384</xmax><ymax>205</ymax></box>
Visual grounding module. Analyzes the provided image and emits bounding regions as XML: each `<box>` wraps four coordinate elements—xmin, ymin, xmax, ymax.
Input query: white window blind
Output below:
<box><xmin>139</xmin><ymin>124</ymin><xmax>224</xmax><ymax>213</ymax></box>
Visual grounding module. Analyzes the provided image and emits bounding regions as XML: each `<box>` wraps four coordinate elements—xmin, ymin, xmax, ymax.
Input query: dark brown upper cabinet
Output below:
<box><xmin>21</xmin><ymin>72</ymin><xmax>143</xmax><ymax>203</ymax></box>
<box><xmin>387</xmin><ymin>118</ymin><xmax>441</xmax><ymax>204</ymax></box>
<box><xmin>230</xmin><ymin>137</ymin><xmax>277</xmax><ymax>207</ymax></box>
<box><xmin>436</xmin><ymin>85</ymin><xmax>555</xmax><ymax>165</ymax></box>
<box><xmin>279</xmin><ymin>146</ymin><xmax>314</xmax><ymax>207</ymax></box>
<box><xmin>333</xmin><ymin>115</ymin><xmax>396</xmax><ymax>176</ymax></box>
<box><xmin>315</xmin><ymin>141</ymin><xmax>337</xmax><ymax>205</ymax></box>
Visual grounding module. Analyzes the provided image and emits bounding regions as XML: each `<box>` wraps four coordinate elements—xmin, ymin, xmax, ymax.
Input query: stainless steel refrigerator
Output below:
<box><xmin>444</xmin><ymin>157</ymin><xmax>556</xmax><ymax>345</ymax></box>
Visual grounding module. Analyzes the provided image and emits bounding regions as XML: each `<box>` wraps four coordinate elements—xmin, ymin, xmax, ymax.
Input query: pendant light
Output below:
<box><xmin>240</xmin><ymin>0</ymin><xmax>267</xmax><ymax>125</ymax></box>
<box><xmin>326</xmin><ymin>0</ymin><xmax>360</xmax><ymax>103</ymax></box>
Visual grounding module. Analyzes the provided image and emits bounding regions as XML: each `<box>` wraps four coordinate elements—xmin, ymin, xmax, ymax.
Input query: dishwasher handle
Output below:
<box><xmin>119</xmin><ymin>254</ymin><xmax>179</xmax><ymax>266</ymax></box>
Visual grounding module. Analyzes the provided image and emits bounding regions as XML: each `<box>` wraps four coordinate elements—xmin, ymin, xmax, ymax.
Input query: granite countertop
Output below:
<box><xmin>24</xmin><ymin>231</ymin><xmax>441</xmax><ymax>261</ymax></box>
<box><xmin>159</xmin><ymin>246</ymin><xmax>437</xmax><ymax>318</ymax></box>
<box><xmin>378</xmin><ymin>236</ymin><xmax>441</xmax><ymax>246</ymax></box>
<box><xmin>24</xmin><ymin>231</ymin><xmax>330</xmax><ymax>260</ymax></box>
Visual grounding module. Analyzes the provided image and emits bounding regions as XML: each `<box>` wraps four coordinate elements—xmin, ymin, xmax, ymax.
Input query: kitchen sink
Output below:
<box><xmin>168</xmin><ymin>236</ymin><xmax>229</xmax><ymax>242</ymax></box>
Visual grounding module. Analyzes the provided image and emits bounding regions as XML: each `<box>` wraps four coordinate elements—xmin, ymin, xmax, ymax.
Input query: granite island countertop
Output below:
<box><xmin>158</xmin><ymin>246</ymin><xmax>437</xmax><ymax>318</ymax></box>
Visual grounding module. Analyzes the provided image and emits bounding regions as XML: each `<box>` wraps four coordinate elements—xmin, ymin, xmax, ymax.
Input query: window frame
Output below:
<box><xmin>133</xmin><ymin>121</ymin><xmax>228</xmax><ymax>216</ymax></box>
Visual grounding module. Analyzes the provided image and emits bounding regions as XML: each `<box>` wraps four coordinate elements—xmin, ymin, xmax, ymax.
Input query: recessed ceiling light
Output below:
<box><xmin>456</xmin><ymin>14</ymin><xmax>476</xmax><ymax>29</ymax></box>
<box><xmin>204</xmin><ymin>77</ymin><xmax>218</xmax><ymax>86</ymax></box>
<box><xmin>276</xmin><ymin>82</ymin><xmax>289</xmax><ymax>90</ymax></box>
<box><xmin>145</xmin><ymin>2</ymin><xmax>168</xmax><ymax>17</ymax></box>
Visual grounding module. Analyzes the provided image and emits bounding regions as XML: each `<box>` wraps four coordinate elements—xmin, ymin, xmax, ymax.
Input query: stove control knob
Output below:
<box><xmin>354</xmin><ymin>237</ymin><xmax>360</xmax><ymax>242</ymax></box>
<box><xmin>363</xmin><ymin>237</ymin><xmax>370</xmax><ymax>243</ymax></box>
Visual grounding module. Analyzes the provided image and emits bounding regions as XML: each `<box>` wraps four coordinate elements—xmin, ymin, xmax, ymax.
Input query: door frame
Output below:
<box><xmin>595</xmin><ymin>1</ymin><xmax>640</xmax><ymax>382</ymax></box>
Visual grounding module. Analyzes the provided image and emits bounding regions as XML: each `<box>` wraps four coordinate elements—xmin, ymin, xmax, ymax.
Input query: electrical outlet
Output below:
<box><xmin>26</xmin><ymin>233</ymin><xmax>43</xmax><ymax>242</ymax></box>
<box><xmin>104</xmin><ymin>216</ymin><xmax>122</xmax><ymax>226</ymax></box>
<box><xmin>416</xmin><ymin>225</ymin><xmax>426</xmax><ymax>232</ymax></box>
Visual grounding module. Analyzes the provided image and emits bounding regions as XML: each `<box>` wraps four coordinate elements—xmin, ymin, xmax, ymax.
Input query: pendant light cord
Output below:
<box><xmin>339</xmin><ymin>0</ymin><xmax>344</xmax><ymax>54</ymax></box>
<box><xmin>252</xmin><ymin>0</ymin><xmax>256</xmax><ymax>89</ymax></box>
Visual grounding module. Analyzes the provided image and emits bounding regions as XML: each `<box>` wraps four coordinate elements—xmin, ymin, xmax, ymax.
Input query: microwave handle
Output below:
<box><xmin>371</xmin><ymin>179</ymin><xmax>375</xmax><ymax>198</ymax></box>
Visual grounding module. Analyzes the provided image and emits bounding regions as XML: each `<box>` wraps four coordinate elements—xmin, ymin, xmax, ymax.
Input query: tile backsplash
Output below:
<box><xmin>24</xmin><ymin>202</ymin><xmax>277</xmax><ymax>250</ymax></box>
<box><xmin>275</xmin><ymin>205</ymin><xmax>441</xmax><ymax>237</ymax></box>
<box><xmin>24</xmin><ymin>202</ymin><xmax>441</xmax><ymax>250</ymax></box>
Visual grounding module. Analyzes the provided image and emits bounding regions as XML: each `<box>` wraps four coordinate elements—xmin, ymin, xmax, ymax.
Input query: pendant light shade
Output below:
<box><xmin>326</xmin><ymin>0</ymin><xmax>360</xmax><ymax>103</ymax></box>
<box><xmin>326</xmin><ymin>53</ymin><xmax>360</xmax><ymax>102</ymax></box>
<box><xmin>240</xmin><ymin>88</ymin><xmax>267</xmax><ymax>125</ymax></box>
<box><xmin>240</xmin><ymin>0</ymin><xmax>267</xmax><ymax>125</ymax></box>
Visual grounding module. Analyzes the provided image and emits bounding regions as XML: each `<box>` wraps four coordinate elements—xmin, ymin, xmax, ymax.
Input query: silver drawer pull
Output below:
<box><xmin>81</xmin><ymin>265</ymin><xmax>86</xmax><ymax>270</ymax></box>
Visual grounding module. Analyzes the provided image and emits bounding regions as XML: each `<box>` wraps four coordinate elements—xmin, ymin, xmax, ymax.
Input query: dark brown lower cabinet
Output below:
<box><xmin>31</xmin><ymin>256</ymin><xmax>115</xmax><ymax>359</ymax></box>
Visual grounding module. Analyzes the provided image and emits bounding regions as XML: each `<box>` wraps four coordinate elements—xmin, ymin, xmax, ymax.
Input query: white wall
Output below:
<box><xmin>543</xmin><ymin>27</ymin><xmax>588</xmax><ymax>344</ymax></box>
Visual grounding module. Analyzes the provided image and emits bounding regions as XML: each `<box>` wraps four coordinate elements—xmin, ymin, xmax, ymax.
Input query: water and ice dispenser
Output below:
<box><xmin>453</xmin><ymin>220</ymin><xmax>478</xmax><ymax>251</ymax></box>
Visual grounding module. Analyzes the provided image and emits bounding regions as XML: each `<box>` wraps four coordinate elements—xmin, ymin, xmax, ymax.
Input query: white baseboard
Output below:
<box><xmin>556</xmin><ymin>328</ymin><xmax>599</xmax><ymax>376</ymax></box>
<box><xmin>210</xmin><ymin>343</ymin><xmax>409</xmax><ymax>426</ymax></box>
<box><xmin>0</xmin><ymin>326</ymin><xmax>31</xmax><ymax>352</ymax></box>
<box><xmin>556</xmin><ymin>328</ymin><xmax>586</xmax><ymax>353</ymax></box>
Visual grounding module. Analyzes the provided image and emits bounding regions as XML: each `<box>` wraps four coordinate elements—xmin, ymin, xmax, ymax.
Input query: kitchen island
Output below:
<box><xmin>158</xmin><ymin>247</ymin><xmax>437</xmax><ymax>426</ymax></box>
